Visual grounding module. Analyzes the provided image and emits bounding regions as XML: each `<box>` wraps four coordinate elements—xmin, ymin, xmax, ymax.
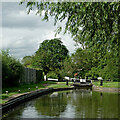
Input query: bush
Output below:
<box><xmin>1</xmin><ymin>50</ymin><xmax>24</xmax><ymax>88</ymax></box>
<box><xmin>86</xmin><ymin>67</ymin><xmax>99</xmax><ymax>79</ymax></box>
<box><xmin>47</xmin><ymin>71</ymin><xmax>58</xmax><ymax>79</ymax></box>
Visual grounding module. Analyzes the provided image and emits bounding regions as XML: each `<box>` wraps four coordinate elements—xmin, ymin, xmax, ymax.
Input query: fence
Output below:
<box><xmin>20</xmin><ymin>68</ymin><xmax>43</xmax><ymax>84</ymax></box>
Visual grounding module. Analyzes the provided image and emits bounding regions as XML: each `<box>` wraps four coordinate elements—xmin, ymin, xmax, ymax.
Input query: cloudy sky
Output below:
<box><xmin>1</xmin><ymin>2</ymin><xmax>80</xmax><ymax>60</ymax></box>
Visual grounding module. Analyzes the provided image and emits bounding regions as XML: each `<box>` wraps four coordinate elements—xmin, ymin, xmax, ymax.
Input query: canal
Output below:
<box><xmin>2</xmin><ymin>89</ymin><xmax>119</xmax><ymax>119</ymax></box>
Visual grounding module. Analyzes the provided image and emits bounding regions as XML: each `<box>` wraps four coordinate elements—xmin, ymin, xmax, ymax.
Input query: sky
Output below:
<box><xmin>1</xmin><ymin>2</ymin><xmax>80</xmax><ymax>60</ymax></box>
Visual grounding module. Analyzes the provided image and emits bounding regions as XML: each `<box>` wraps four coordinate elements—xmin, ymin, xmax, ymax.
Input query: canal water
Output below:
<box><xmin>2</xmin><ymin>89</ymin><xmax>119</xmax><ymax>119</ymax></box>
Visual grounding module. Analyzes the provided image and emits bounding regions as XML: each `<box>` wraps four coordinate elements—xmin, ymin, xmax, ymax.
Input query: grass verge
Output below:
<box><xmin>1</xmin><ymin>81</ymin><xmax>71</xmax><ymax>104</ymax></box>
<box><xmin>48</xmin><ymin>84</ymin><xmax>71</xmax><ymax>88</ymax></box>
<box><xmin>92</xmin><ymin>81</ymin><xmax>119</xmax><ymax>88</ymax></box>
<box><xmin>2</xmin><ymin>81</ymin><xmax>57</xmax><ymax>93</ymax></box>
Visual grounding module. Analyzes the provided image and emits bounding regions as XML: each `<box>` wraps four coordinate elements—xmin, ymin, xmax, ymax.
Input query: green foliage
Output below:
<box><xmin>62</xmin><ymin>57</ymin><xmax>75</xmax><ymax>77</ymax></box>
<box><xmin>1</xmin><ymin>50</ymin><xmax>24</xmax><ymax>88</ymax></box>
<box><xmin>32</xmin><ymin>38</ymin><xmax>69</xmax><ymax>76</ymax></box>
<box><xmin>63</xmin><ymin>47</ymin><xmax>119</xmax><ymax>81</ymax></box>
<box><xmin>86</xmin><ymin>67</ymin><xmax>99</xmax><ymax>79</ymax></box>
<box><xmin>47</xmin><ymin>71</ymin><xmax>58</xmax><ymax>79</ymax></box>
<box><xmin>21</xmin><ymin>56</ymin><xmax>33</xmax><ymax>67</ymax></box>
<box><xmin>21</xmin><ymin>2</ymin><xmax>119</xmax><ymax>81</ymax></box>
<box><xmin>62</xmin><ymin>48</ymin><xmax>93</xmax><ymax>78</ymax></box>
<box><xmin>72</xmin><ymin>48</ymin><xmax>93</xmax><ymax>78</ymax></box>
<box><xmin>21</xmin><ymin>2</ymin><xmax>119</xmax><ymax>50</ymax></box>
<box><xmin>97</xmin><ymin>51</ymin><xmax>119</xmax><ymax>81</ymax></box>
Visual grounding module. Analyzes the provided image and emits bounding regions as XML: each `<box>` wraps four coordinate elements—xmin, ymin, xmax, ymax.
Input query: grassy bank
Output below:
<box><xmin>48</xmin><ymin>84</ymin><xmax>70</xmax><ymax>88</ymax></box>
<box><xmin>2</xmin><ymin>81</ymin><xmax>57</xmax><ymax>93</ymax></box>
<box><xmin>92</xmin><ymin>81</ymin><xmax>119</xmax><ymax>88</ymax></box>
<box><xmin>1</xmin><ymin>81</ymin><xmax>71</xmax><ymax>104</ymax></box>
<box><xmin>1</xmin><ymin>81</ymin><xmax>119</xmax><ymax>104</ymax></box>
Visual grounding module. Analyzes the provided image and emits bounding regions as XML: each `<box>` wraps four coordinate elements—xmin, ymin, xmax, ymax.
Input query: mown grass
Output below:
<box><xmin>2</xmin><ymin>81</ymin><xmax>57</xmax><ymax>94</ymax></box>
<box><xmin>0</xmin><ymin>99</ymin><xmax>7</xmax><ymax>104</ymax></box>
<box><xmin>0</xmin><ymin>92</ymin><xmax>19</xmax><ymax>99</ymax></box>
<box><xmin>57</xmin><ymin>81</ymin><xmax>73</xmax><ymax>84</ymax></box>
<box><xmin>48</xmin><ymin>84</ymin><xmax>71</xmax><ymax>88</ymax></box>
<box><xmin>0</xmin><ymin>81</ymin><xmax>57</xmax><ymax>104</ymax></box>
<box><xmin>92</xmin><ymin>81</ymin><xmax>119</xmax><ymax>88</ymax></box>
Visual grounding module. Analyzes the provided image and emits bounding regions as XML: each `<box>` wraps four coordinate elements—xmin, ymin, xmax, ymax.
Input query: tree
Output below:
<box><xmin>20</xmin><ymin>2</ymin><xmax>119</xmax><ymax>81</ymax></box>
<box><xmin>21</xmin><ymin>56</ymin><xmax>33</xmax><ymax>67</ymax></box>
<box><xmin>32</xmin><ymin>38</ymin><xmax>69</xmax><ymax>81</ymax></box>
<box><xmin>20</xmin><ymin>2</ymin><xmax>119</xmax><ymax>50</ymax></box>
<box><xmin>62</xmin><ymin>56</ymin><xmax>76</xmax><ymax>78</ymax></box>
<box><xmin>71</xmin><ymin>48</ymin><xmax>93</xmax><ymax>78</ymax></box>
<box><xmin>1</xmin><ymin>50</ymin><xmax>24</xmax><ymax>88</ymax></box>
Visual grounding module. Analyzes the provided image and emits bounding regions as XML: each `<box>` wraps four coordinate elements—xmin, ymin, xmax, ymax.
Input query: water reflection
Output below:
<box><xmin>34</xmin><ymin>92</ymin><xmax>67</xmax><ymax>117</ymax></box>
<box><xmin>3</xmin><ymin>89</ymin><xmax>119</xmax><ymax>119</ymax></box>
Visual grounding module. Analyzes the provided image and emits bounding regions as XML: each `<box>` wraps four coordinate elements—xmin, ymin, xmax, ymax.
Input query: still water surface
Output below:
<box><xmin>3</xmin><ymin>89</ymin><xmax>119</xmax><ymax>119</ymax></box>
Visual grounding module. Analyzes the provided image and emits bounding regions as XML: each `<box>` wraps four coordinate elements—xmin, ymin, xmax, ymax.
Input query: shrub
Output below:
<box><xmin>47</xmin><ymin>71</ymin><xmax>58</xmax><ymax>79</ymax></box>
<box><xmin>1</xmin><ymin>50</ymin><xmax>24</xmax><ymax>88</ymax></box>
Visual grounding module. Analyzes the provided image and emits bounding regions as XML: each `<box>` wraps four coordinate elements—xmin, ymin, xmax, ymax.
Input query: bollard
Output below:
<box><xmin>28</xmin><ymin>88</ymin><xmax>31</xmax><ymax>91</ymax></box>
<box><xmin>6</xmin><ymin>91</ymin><xmax>8</xmax><ymax>95</ymax></box>
<box><xmin>36</xmin><ymin>86</ymin><xmax>38</xmax><ymax>90</ymax></box>
<box><xmin>66</xmin><ymin>80</ymin><xmax>68</xmax><ymax>85</ymax></box>
<box><xmin>100</xmin><ymin>80</ymin><xmax>103</xmax><ymax>86</ymax></box>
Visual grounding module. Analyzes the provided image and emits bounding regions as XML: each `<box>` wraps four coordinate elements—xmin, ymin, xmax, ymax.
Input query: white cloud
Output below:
<box><xmin>0</xmin><ymin>34</ymin><xmax>2</xmax><ymax>49</ymax></box>
<box><xmin>2</xmin><ymin>2</ymin><xmax>80</xmax><ymax>59</ymax></box>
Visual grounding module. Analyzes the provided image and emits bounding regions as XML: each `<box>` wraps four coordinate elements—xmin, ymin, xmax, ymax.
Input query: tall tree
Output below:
<box><xmin>22</xmin><ymin>56</ymin><xmax>33</xmax><ymax>67</ymax></box>
<box><xmin>70</xmin><ymin>48</ymin><xmax>93</xmax><ymax>78</ymax></box>
<box><xmin>32</xmin><ymin>38</ymin><xmax>69</xmax><ymax>80</ymax></box>
<box><xmin>1</xmin><ymin>50</ymin><xmax>24</xmax><ymax>88</ymax></box>
<box><xmin>20</xmin><ymin>2</ymin><xmax>119</xmax><ymax>50</ymax></box>
<box><xmin>20</xmin><ymin>2</ymin><xmax>119</xmax><ymax>81</ymax></box>
<box><xmin>63</xmin><ymin>57</ymin><xmax>76</xmax><ymax>78</ymax></box>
